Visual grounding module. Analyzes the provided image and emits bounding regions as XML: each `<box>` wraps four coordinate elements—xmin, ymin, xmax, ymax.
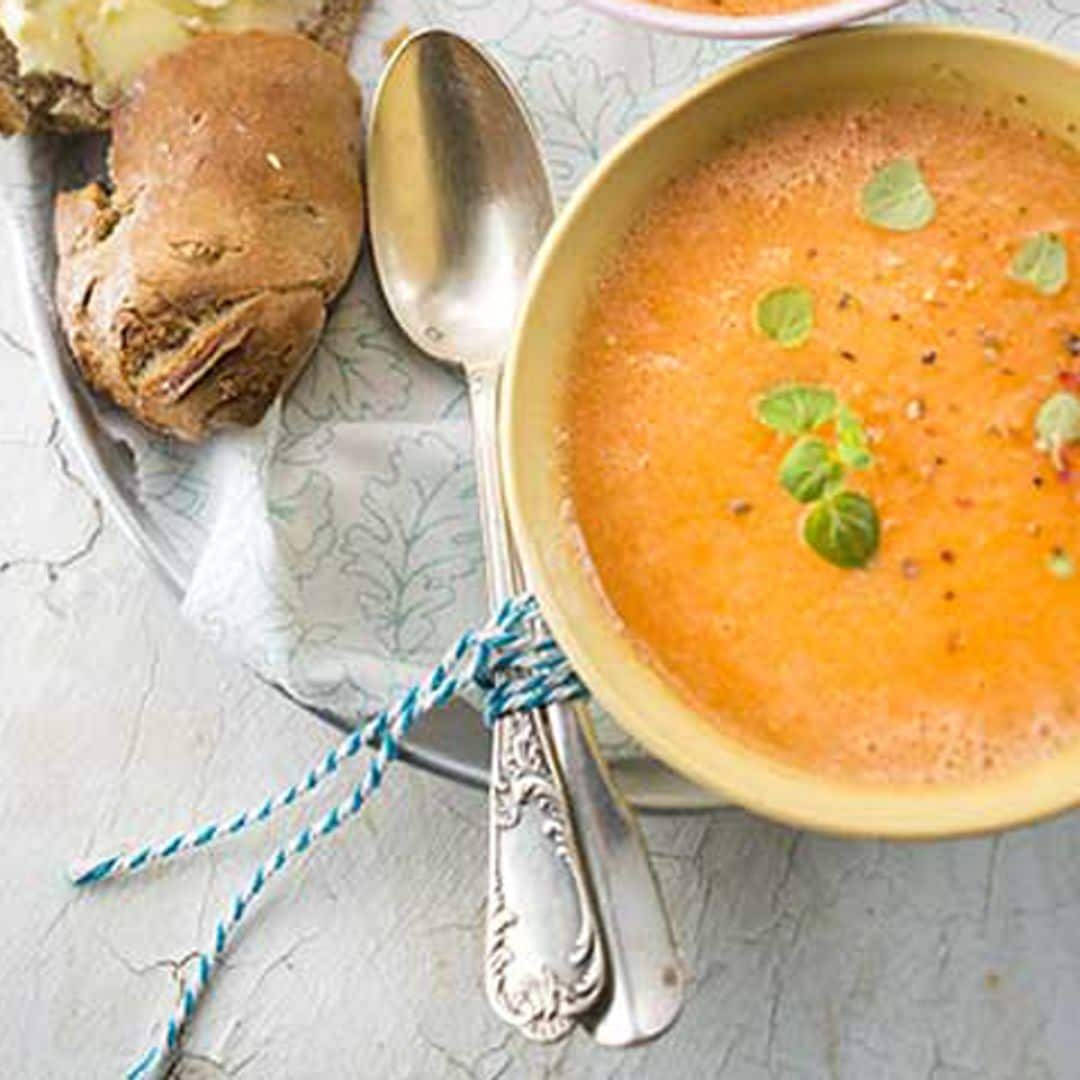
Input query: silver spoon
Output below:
<box><xmin>366</xmin><ymin>29</ymin><xmax>684</xmax><ymax>1047</ymax></box>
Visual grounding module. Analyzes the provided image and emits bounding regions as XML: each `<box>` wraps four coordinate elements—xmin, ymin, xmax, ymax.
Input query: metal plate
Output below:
<box><xmin>4</xmin><ymin>137</ymin><xmax>718</xmax><ymax>814</ymax></box>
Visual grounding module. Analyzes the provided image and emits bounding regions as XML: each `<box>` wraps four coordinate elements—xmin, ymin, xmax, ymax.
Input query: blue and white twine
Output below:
<box><xmin>71</xmin><ymin>594</ymin><xmax>587</xmax><ymax>1080</ymax></box>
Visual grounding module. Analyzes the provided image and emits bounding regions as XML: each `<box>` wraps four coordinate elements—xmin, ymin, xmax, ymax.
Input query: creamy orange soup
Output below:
<box><xmin>567</xmin><ymin>96</ymin><xmax>1080</xmax><ymax>784</ymax></box>
<box><xmin>646</xmin><ymin>0</ymin><xmax>826</xmax><ymax>13</ymax></box>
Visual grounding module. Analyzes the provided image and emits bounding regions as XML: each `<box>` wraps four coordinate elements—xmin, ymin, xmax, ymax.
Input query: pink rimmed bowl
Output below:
<box><xmin>578</xmin><ymin>0</ymin><xmax>905</xmax><ymax>40</ymax></box>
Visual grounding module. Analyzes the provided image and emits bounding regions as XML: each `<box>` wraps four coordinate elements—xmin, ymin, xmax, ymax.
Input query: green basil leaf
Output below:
<box><xmin>860</xmin><ymin>159</ymin><xmax>936</xmax><ymax>233</ymax></box>
<box><xmin>755</xmin><ymin>384</ymin><xmax>837</xmax><ymax>436</ymax></box>
<box><xmin>1047</xmin><ymin>549</ymin><xmax>1076</xmax><ymax>580</ymax></box>
<box><xmin>1009</xmin><ymin>232</ymin><xmax>1069</xmax><ymax>297</ymax></box>
<box><xmin>779</xmin><ymin>437</ymin><xmax>844</xmax><ymax>503</ymax></box>
<box><xmin>802</xmin><ymin>491</ymin><xmax>880</xmax><ymax>569</ymax></box>
<box><xmin>1035</xmin><ymin>391</ymin><xmax>1080</xmax><ymax>466</ymax></box>
<box><xmin>835</xmin><ymin>405</ymin><xmax>874</xmax><ymax>470</ymax></box>
<box><xmin>754</xmin><ymin>286</ymin><xmax>814</xmax><ymax>348</ymax></box>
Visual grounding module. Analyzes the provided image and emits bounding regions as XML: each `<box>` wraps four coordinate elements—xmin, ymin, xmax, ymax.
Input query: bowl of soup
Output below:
<box><xmin>579</xmin><ymin>0</ymin><xmax>904</xmax><ymax>40</ymax></box>
<box><xmin>502</xmin><ymin>25</ymin><xmax>1080</xmax><ymax>838</ymax></box>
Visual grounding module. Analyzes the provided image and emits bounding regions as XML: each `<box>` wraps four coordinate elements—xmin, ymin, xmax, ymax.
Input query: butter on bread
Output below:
<box><xmin>0</xmin><ymin>0</ymin><xmax>362</xmax><ymax>133</ymax></box>
<box><xmin>54</xmin><ymin>31</ymin><xmax>364</xmax><ymax>441</ymax></box>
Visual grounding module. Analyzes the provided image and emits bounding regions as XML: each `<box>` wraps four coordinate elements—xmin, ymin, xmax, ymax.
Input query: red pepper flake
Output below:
<box><xmin>729</xmin><ymin>498</ymin><xmax>753</xmax><ymax>517</ymax></box>
<box><xmin>921</xmin><ymin>350</ymin><xmax>938</xmax><ymax>366</ymax></box>
<box><xmin>954</xmin><ymin>496</ymin><xmax>975</xmax><ymax>509</ymax></box>
<box><xmin>1066</xmin><ymin>333</ymin><xmax>1080</xmax><ymax>359</ymax></box>
<box><xmin>1058</xmin><ymin>369</ymin><xmax>1080</xmax><ymax>392</ymax></box>
<box><xmin>1033</xmin><ymin>476</ymin><xmax>1045</xmax><ymax>489</ymax></box>
<box><xmin>943</xmin><ymin>590</ymin><xmax>957</xmax><ymax>602</ymax></box>
<box><xmin>940</xmin><ymin>549</ymin><xmax>957</xmax><ymax>565</ymax></box>
<box><xmin>838</xmin><ymin>292</ymin><xmax>854</xmax><ymax>310</ymax></box>
<box><xmin>840</xmin><ymin>349</ymin><xmax>857</xmax><ymax>362</ymax></box>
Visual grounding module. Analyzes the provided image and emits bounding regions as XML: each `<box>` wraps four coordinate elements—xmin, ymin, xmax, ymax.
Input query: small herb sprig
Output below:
<box><xmin>754</xmin><ymin>286</ymin><xmax>814</xmax><ymax>348</ymax></box>
<box><xmin>1035</xmin><ymin>389</ymin><xmax>1080</xmax><ymax>471</ymax></box>
<box><xmin>755</xmin><ymin>385</ymin><xmax>880</xmax><ymax>569</ymax></box>
<box><xmin>1010</xmin><ymin>232</ymin><xmax>1069</xmax><ymax>296</ymax></box>
<box><xmin>860</xmin><ymin>158</ymin><xmax>936</xmax><ymax>233</ymax></box>
<box><xmin>1047</xmin><ymin>547</ymin><xmax>1076</xmax><ymax>580</ymax></box>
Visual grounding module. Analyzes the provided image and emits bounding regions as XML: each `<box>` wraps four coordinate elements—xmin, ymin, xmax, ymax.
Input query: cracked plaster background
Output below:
<box><xmin>3</xmin><ymin>121</ymin><xmax>1080</xmax><ymax>1080</ymax></box>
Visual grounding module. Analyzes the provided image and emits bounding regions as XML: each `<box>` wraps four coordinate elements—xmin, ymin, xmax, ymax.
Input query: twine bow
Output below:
<box><xmin>70</xmin><ymin>594</ymin><xmax>587</xmax><ymax>1080</ymax></box>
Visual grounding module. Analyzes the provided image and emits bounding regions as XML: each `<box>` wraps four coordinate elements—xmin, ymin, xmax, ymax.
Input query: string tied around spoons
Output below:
<box><xmin>68</xmin><ymin>593</ymin><xmax>588</xmax><ymax>1080</ymax></box>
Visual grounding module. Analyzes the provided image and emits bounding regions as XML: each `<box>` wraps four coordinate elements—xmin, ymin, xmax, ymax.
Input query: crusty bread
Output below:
<box><xmin>0</xmin><ymin>0</ymin><xmax>362</xmax><ymax>135</ymax></box>
<box><xmin>54</xmin><ymin>31</ymin><xmax>364</xmax><ymax>442</ymax></box>
<box><xmin>0</xmin><ymin>32</ymin><xmax>106</xmax><ymax>134</ymax></box>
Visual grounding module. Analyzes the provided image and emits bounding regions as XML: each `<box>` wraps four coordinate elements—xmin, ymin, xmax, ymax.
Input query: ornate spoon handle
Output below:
<box><xmin>486</xmin><ymin>712</ymin><xmax>606</xmax><ymax>1039</ymax></box>
<box><xmin>468</xmin><ymin>367</ymin><xmax>607</xmax><ymax>1040</ymax></box>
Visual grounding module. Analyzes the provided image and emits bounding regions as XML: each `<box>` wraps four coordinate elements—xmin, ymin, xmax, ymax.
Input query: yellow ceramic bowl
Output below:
<box><xmin>501</xmin><ymin>25</ymin><xmax>1080</xmax><ymax>840</ymax></box>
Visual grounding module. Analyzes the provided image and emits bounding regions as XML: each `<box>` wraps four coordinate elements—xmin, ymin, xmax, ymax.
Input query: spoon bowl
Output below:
<box><xmin>367</xmin><ymin>32</ymin><xmax>553</xmax><ymax>368</ymax></box>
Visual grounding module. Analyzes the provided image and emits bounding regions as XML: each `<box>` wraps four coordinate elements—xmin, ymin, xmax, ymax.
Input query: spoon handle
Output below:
<box><xmin>468</xmin><ymin>367</ymin><xmax>607</xmax><ymax>1041</ymax></box>
<box><xmin>547</xmin><ymin>704</ymin><xmax>685</xmax><ymax>1045</ymax></box>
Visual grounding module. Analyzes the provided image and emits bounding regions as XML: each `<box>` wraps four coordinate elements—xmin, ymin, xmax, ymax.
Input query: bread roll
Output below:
<box><xmin>55</xmin><ymin>31</ymin><xmax>364</xmax><ymax>441</ymax></box>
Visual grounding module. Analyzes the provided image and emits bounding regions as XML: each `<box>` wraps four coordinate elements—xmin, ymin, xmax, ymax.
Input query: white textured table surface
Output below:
<box><xmin>5</xmin><ymin>166</ymin><xmax>1080</xmax><ymax>1080</ymax></box>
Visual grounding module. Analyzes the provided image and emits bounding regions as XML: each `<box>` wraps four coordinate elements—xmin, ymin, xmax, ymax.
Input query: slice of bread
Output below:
<box><xmin>0</xmin><ymin>0</ymin><xmax>363</xmax><ymax>135</ymax></box>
